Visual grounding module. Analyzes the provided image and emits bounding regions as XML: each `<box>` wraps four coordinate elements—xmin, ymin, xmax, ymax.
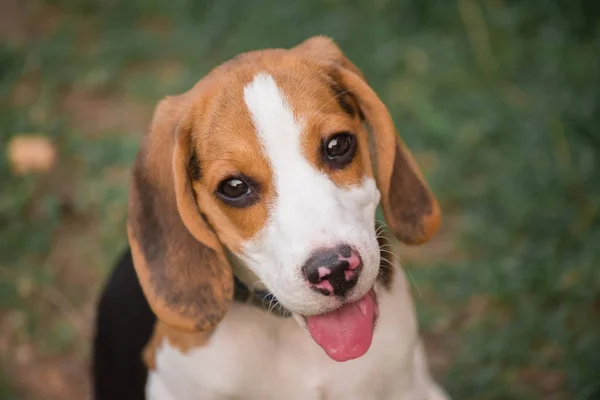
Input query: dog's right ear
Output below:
<box><xmin>127</xmin><ymin>91</ymin><xmax>233</xmax><ymax>333</ymax></box>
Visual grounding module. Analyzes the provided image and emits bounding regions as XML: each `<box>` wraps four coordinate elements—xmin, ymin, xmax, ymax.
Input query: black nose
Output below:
<box><xmin>302</xmin><ymin>244</ymin><xmax>362</xmax><ymax>297</ymax></box>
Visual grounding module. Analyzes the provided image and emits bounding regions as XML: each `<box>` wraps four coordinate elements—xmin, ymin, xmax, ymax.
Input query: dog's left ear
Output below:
<box><xmin>294</xmin><ymin>36</ymin><xmax>441</xmax><ymax>244</ymax></box>
<box><xmin>127</xmin><ymin>90</ymin><xmax>233</xmax><ymax>333</ymax></box>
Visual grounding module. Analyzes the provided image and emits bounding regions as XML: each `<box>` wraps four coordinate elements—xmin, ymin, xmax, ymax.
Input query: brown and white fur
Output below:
<box><xmin>94</xmin><ymin>36</ymin><xmax>448</xmax><ymax>400</ymax></box>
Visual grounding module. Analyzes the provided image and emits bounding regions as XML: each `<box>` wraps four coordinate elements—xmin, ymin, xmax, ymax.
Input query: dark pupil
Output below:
<box><xmin>223</xmin><ymin>179</ymin><xmax>247</xmax><ymax>198</ymax></box>
<box><xmin>327</xmin><ymin>136</ymin><xmax>350</xmax><ymax>157</ymax></box>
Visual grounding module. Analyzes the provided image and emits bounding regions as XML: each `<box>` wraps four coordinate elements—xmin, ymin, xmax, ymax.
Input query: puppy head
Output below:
<box><xmin>127</xmin><ymin>37</ymin><xmax>440</xmax><ymax>346</ymax></box>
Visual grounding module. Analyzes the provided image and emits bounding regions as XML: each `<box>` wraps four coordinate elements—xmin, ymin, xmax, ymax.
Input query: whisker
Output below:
<box><xmin>379</xmin><ymin>248</ymin><xmax>403</xmax><ymax>263</ymax></box>
<box><xmin>276</xmin><ymin>301</ymin><xmax>289</xmax><ymax>317</ymax></box>
<box><xmin>375</xmin><ymin>227</ymin><xmax>387</xmax><ymax>237</ymax></box>
<box><xmin>375</xmin><ymin>220</ymin><xmax>389</xmax><ymax>229</ymax></box>
<box><xmin>379</xmin><ymin>257</ymin><xmax>394</xmax><ymax>266</ymax></box>
<box><xmin>377</xmin><ymin>235</ymin><xmax>392</xmax><ymax>244</ymax></box>
<box><xmin>310</xmin><ymin>90</ymin><xmax>352</xmax><ymax>120</ymax></box>
<box><xmin>376</xmin><ymin>233</ymin><xmax>391</xmax><ymax>242</ymax></box>
<box><xmin>375</xmin><ymin>223</ymin><xmax>387</xmax><ymax>231</ymax></box>
<box><xmin>377</xmin><ymin>245</ymin><xmax>422</xmax><ymax>297</ymax></box>
<box><xmin>251</xmin><ymin>280</ymin><xmax>265</xmax><ymax>292</ymax></box>
<box><xmin>375</xmin><ymin>222</ymin><xmax>387</xmax><ymax>231</ymax></box>
<box><xmin>376</xmin><ymin>229</ymin><xmax>389</xmax><ymax>237</ymax></box>
<box><xmin>404</xmin><ymin>267</ymin><xmax>422</xmax><ymax>297</ymax></box>
<box><xmin>375</xmin><ymin>233</ymin><xmax>391</xmax><ymax>242</ymax></box>
<box><xmin>265</xmin><ymin>296</ymin><xmax>278</xmax><ymax>316</ymax></box>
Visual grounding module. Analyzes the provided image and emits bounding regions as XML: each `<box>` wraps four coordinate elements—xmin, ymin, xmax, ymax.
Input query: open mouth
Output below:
<box><xmin>304</xmin><ymin>289</ymin><xmax>379</xmax><ymax>362</ymax></box>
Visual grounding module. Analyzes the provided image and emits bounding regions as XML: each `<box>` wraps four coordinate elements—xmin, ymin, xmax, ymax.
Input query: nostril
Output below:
<box><xmin>307</xmin><ymin>266</ymin><xmax>331</xmax><ymax>285</ymax></box>
<box><xmin>344</xmin><ymin>269</ymin><xmax>356</xmax><ymax>281</ymax></box>
<box><xmin>318</xmin><ymin>267</ymin><xmax>331</xmax><ymax>280</ymax></box>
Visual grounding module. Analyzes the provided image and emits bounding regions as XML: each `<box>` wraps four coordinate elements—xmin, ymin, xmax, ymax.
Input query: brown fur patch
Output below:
<box><xmin>144</xmin><ymin>321</ymin><xmax>211</xmax><ymax>370</ymax></box>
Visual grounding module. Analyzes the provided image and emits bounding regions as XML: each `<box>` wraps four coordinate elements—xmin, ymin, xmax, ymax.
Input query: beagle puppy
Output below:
<box><xmin>93</xmin><ymin>36</ymin><xmax>448</xmax><ymax>400</ymax></box>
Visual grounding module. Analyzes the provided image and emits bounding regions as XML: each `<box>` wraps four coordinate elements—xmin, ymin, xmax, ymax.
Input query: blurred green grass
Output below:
<box><xmin>1</xmin><ymin>0</ymin><xmax>599</xmax><ymax>399</ymax></box>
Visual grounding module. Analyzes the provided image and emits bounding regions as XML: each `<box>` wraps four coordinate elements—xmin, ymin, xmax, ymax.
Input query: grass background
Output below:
<box><xmin>1</xmin><ymin>0</ymin><xmax>599</xmax><ymax>399</ymax></box>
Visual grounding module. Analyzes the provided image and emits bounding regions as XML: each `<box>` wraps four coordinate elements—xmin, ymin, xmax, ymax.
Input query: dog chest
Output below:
<box><xmin>146</xmin><ymin>276</ymin><xmax>434</xmax><ymax>400</ymax></box>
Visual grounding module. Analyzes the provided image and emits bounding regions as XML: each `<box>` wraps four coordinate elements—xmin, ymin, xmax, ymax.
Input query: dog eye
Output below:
<box><xmin>219</xmin><ymin>178</ymin><xmax>250</xmax><ymax>199</ymax></box>
<box><xmin>322</xmin><ymin>132</ymin><xmax>357</xmax><ymax>169</ymax></box>
<box><xmin>216</xmin><ymin>176</ymin><xmax>259</xmax><ymax>208</ymax></box>
<box><xmin>326</xmin><ymin>134</ymin><xmax>352</xmax><ymax>158</ymax></box>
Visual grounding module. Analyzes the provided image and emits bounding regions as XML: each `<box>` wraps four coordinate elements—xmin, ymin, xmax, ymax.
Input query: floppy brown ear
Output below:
<box><xmin>127</xmin><ymin>94</ymin><xmax>233</xmax><ymax>333</ymax></box>
<box><xmin>340</xmin><ymin>68</ymin><xmax>440</xmax><ymax>244</ymax></box>
<box><xmin>295</xmin><ymin>36</ymin><xmax>441</xmax><ymax>244</ymax></box>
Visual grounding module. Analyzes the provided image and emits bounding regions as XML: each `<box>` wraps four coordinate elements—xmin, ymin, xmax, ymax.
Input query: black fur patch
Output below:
<box><xmin>92</xmin><ymin>249</ymin><xmax>156</xmax><ymax>400</ymax></box>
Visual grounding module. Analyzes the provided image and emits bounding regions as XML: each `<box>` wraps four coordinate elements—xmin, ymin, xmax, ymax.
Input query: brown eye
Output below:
<box><xmin>216</xmin><ymin>176</ymin><xmax>259</xmax><ymax>208</ymax></box>
<box><xmin>219</xmin><ymin>178</ymin><xmax>249</xmax><ymax>199</ymax></box>
<box><xmin>322</xmin><ymin>132</ymin><xmax>357</xmax><ymax>170</ymax></box>
<box><xmin>326</xmin><ymin>134</ymin><xmax>353</xmax><ymax>158</ymax></box>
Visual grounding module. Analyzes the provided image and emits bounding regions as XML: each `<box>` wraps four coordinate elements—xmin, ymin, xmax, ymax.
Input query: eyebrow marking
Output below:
<box><xmin>329</xmin><ymin>82</ymin><xmax>355</xmax><ymax>117</ymax></box>
<box><xmin>311</xmin><ymin>87</ymin><xmax>353</xmax><ymax>120</ymax></box>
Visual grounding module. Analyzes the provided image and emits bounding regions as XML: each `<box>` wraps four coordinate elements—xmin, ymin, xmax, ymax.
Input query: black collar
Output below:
<box><xmin>233</xmin><ymin>275</ymin><xmax>291</xmax><ymax>318</ymax></box>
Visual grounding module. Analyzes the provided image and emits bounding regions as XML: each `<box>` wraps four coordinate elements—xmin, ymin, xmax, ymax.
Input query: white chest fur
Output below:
<box><xmin>146</xmin><ymin>268</ymin><xmax>448</xmax><ymax>400</ymax></box>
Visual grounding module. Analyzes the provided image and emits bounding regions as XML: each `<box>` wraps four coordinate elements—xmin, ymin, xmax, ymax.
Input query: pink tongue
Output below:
<box><xmin>306</xmin><ymin>291</ymin><xmax>376</xmax><ymax>362</ymax></box>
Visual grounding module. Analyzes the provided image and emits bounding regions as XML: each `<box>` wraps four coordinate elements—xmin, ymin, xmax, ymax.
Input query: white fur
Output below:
<box><xmin>146</xmin><ymin>263</ymin><xmax>449</xmax><ymax>400</ymax></box>
<box><xmin>241</xmin><ymin>73</ymin><xmax>381</xmax><ymax>316</ymax></box>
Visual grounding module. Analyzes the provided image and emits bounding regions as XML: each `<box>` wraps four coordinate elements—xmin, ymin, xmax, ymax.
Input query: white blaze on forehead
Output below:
<box><xmin>243</xmin><ymin>72</ymin><xmax>335</xmax><ymax>240</ymax></box>
<box><xmin>243</xmin><ymin>73</ymin><xmax>304</xmax><ymax>180</ymax></box>
<box><xmin>242</xmin><ymin>72</ymin><xmax>380</xmax><ymax>315</ymax></box>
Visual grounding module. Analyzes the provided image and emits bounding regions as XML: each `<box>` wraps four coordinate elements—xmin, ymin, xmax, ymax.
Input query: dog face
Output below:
<box><xmin>127</xmin><ymin>37</ymin><xmax>440</xmax><ymax>353</ymax></box>
<box><xmin>192</xmin><ymin>67</ymin><xmax>382</xmax><ymax>318</ymax></box>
